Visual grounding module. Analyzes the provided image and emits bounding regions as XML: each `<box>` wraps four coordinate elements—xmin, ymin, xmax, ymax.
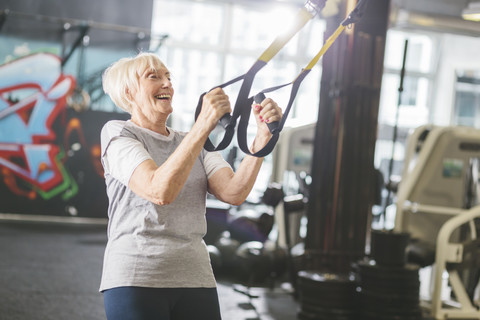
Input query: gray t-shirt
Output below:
<box><xmin>99</xmin><ymin>120</ymin><xmax>230</xmax><ymax>292</ymax></box>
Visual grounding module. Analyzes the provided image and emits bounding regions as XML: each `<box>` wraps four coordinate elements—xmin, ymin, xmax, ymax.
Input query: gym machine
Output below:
<box><xmin>394</xmin><ymin>125</ymin><xmax>480</xmax><ymax>319</ymax></box>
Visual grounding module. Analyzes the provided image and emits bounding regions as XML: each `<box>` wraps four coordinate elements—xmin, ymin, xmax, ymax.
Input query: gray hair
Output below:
<box><xmin>102</xmin><ymin>52</ymin><xmax>166</xmax><ymax>113</ymax></box>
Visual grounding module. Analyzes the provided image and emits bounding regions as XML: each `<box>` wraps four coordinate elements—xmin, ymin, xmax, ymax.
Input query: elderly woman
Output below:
<box><xmin>99</xmin><ymin>52</ymin><xmax>282</xmax><ymax>320</ymax></box>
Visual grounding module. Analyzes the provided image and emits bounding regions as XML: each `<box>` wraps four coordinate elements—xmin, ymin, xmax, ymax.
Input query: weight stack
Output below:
<box><xmin>356</xmin><ymin>230</ymin><xmax>423</xmax><ymax>320</ymax></box>
<box><xmin>297</xmin><ymin>271</ymin><xmax>358</xmax><ymax>320</ymax></box>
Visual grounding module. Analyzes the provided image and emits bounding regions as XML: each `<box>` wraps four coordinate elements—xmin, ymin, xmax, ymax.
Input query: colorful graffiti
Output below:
<box><xmin>0</xmin><ymin>53</ymin><xmax>76</xmax><ymax>199</ymax></box>
<box><xmin>0</xmin><ymin>52</ymin><xmax>128</xmax><ymax>217</ymax></box>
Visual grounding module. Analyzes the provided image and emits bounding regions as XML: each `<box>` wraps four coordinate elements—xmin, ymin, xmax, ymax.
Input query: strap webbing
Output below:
<box><xmin>194</xmin><ymin>7</ymin><xmax>315</xmax><ymax>154</ymax></box>
<box><xmin>194</xmin><ymin>0</ymin><xmax>367</xmax><ymax>157</ymax></box>
<box><xmin>237</xmin><ymin>23</ymin><xmax>346</xmax><ymax>156</ymax></box>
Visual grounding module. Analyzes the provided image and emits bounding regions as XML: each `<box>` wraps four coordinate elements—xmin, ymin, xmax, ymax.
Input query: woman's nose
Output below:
<box><xmin>162</xmin><ymin>78</ymin><xmax>172</xmax><ymax>88</ymax></box>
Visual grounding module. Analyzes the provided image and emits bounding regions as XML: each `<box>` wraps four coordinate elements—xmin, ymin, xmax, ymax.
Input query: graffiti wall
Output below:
<box><xmin>0</xmin><ymin>52</ymin><xmax>128</xmax><ymax>218</ymax></box>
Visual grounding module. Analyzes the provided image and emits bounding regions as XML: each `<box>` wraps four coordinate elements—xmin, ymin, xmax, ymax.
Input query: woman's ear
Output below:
<box><xmin>125</xmin><ymin>86</ymin><xmax>135</xmax><ymax>102</ymax></box>
<box><xmin>124</xmin><ymin>87</ymin><xmax>136</xmax><ymax>109</ymax></box>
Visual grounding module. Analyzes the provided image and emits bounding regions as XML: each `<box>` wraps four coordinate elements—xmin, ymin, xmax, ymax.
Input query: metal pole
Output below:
<box><xmin>382</xmin><ymin>39</ymin><xmax>408</xmax><ymax>227</ymax></box>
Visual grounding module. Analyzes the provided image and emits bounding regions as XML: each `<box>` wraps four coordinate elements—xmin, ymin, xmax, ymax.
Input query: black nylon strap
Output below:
<box><xmin>194</xmin><ymin>60</ymin><xmax>266</xmax><ymax>152</ymax></box>
<box><xmin>236</xmin><ymin>68</ymin><xmax>311</xmax><ymax>157</ymax></box>
<box><xmin>194</xmin><ymin>74</ymin><xmax>244</xmax><ymax>151</ymax></box>
<box><xmin>192</xmin><ymin>0</ymin><xmax>363</xmax><ymax>157</ymax></box>
<box><xmin>194</xmin><ymin>65</ymin><xmax>312</xmax><ymax>157</ymax></box>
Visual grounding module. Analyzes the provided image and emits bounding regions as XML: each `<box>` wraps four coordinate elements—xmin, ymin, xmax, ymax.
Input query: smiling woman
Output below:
<box><xmin>101</xmin><ymin>53</ymin><xmax>172</xmax><ymax>115</ymax></box>
<box><xmin>98</xmin><ymin>51</ymin><xmax>283</xmax><ymax>320</ymax></box>
<box><xmin>127</xmin><ymin>63</ymin><xmax>175</xmax><ymax>133</ymax></box>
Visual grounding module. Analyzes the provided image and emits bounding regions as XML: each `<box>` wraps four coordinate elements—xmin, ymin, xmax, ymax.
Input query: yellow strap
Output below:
<box><xmin>257</xmin><ymin>5</ymin><xmax>347</xmax><ymax>72</ymax></box>
<box><xmin>258</xmin><ymin>7</ymin><xmax>314</xmax><ymax>63</ymax></box>
<box><xmin>305</xmin><ymin>24</ymin><xmax>346</xmax><ymax>70</ymax></box>
<box><xmin>257</xmin><ymin>5</ymin><xmax>348</xmax><ymax>84</ymax></box>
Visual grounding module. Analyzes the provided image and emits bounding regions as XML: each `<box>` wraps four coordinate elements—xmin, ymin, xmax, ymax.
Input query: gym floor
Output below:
<box><xmin>0</xmin><ymin>220</ymin><xmax>299</xmax><ymax>320</ymax></box>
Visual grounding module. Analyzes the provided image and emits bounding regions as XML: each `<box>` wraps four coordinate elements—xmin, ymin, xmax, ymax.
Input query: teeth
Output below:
<box><xmin>155</xmin><ymin>94</ymin><xmax>171</xmax><ymax>100</ymax></box>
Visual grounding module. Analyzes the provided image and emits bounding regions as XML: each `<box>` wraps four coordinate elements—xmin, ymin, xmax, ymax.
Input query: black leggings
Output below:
<box><xmin>103</xmin><ymin>286</ymin><xmax>222</xmax><ymax>320</ymax></box>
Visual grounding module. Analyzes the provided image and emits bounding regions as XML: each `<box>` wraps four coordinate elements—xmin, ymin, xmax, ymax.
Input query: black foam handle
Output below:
<box><xmin>254</xmin><ymin>93</ymin><xmax>280</xmax><ymax>134</ymax></box>
<box><xmin>218</xmin><ymin>113</ymin><xmax>232</xmax><ymax>129</ymax></box>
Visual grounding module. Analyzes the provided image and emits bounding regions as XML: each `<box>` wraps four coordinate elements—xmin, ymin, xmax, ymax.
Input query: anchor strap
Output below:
<box><xmin>194</xmin><ymin>0</ymin><xmax>367</xmax><ymax>157</ymax></box>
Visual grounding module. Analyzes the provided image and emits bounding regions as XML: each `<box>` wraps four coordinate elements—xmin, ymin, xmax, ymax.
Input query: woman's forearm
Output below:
<box><xmin>131</xmin><ymin>88</ymin><xmax>231</xmax><ymax>205</ymax></box>
<box><xmin>131</xmin><ymin>121</ymin><xmax>212</xmax><ymax>205</ymax></box>
<box><xmin>208</xmin><ymin>134</ymin><xmax>269</xmax><ymax>205</ymax></box>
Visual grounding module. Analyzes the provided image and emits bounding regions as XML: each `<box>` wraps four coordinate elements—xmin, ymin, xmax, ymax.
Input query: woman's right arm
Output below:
<box><xmin>128</xmin><ymin>88</ymin><xmax>230</xmax><ymax>205</ymax></box>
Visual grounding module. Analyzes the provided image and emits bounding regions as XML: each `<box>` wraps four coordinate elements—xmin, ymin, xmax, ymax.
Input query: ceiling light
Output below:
<box><xmin>462</xmin><ymin>2</ymin><xmax>480</xmax><ymax>21</ymax></box>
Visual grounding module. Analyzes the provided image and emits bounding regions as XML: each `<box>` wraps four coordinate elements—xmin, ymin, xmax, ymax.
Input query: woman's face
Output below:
<box><xmin>130</xmin><ymin>63</ymin><xmax>174</xmax><ymax>118</ymax></box>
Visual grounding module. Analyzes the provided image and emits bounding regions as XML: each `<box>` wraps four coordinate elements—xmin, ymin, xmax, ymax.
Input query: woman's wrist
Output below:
<box><xmin>250</xmin><ymin>132</ymin><xmax>272</xmax><ymax>154</ymax></box>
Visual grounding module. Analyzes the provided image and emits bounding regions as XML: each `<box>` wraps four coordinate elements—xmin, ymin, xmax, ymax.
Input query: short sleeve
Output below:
<box><xmin>102</xmin><ymin>136</ymin><xmax>152</xmax><ymax>186</ymax></box>
<box><xmin>203</xmin><ymin>151</ymin><xmax>231</xmax><ymax>178</ymax></box>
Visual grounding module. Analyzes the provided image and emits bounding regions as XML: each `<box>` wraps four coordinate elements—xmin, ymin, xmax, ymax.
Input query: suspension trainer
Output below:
<box><xmin>194</xmin><ymin>0</ymin><xmax>368</xmax><ymax>157</ymax></box>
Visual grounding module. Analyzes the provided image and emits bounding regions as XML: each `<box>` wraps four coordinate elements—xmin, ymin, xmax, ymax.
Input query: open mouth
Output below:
<box><xmin>154</xmin><ymin>94</ymin><xmax>171</xmax><ymax>100</ymax></box>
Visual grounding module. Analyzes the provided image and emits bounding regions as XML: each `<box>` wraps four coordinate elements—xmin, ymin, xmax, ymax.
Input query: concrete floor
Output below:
<box><xmin>3</xmin><ymin>218</ymin><xmax>465</xmax><ymax>320</ymax></box>
<box><xmin>0</xmin><ymin>220</ymin><xmax>299</xmax><ymax>320</ymax></box>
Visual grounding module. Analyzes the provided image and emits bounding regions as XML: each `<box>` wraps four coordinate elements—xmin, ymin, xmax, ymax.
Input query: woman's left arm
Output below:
<box><xmin>208</xmin><ymin>98</ymin><xmax>282</xmax><ymax>206</ymax></box>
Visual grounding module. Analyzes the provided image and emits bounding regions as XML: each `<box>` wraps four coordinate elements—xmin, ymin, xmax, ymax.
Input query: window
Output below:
<box><xmin>375</xmin><ymin>29</ymin><xmax>438</xmax><ymax>182</ymax></box>
<box><xmin>454</xmin><ymin>72</ymin><xmax>480</xmax><ymax>128</ymax></box>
